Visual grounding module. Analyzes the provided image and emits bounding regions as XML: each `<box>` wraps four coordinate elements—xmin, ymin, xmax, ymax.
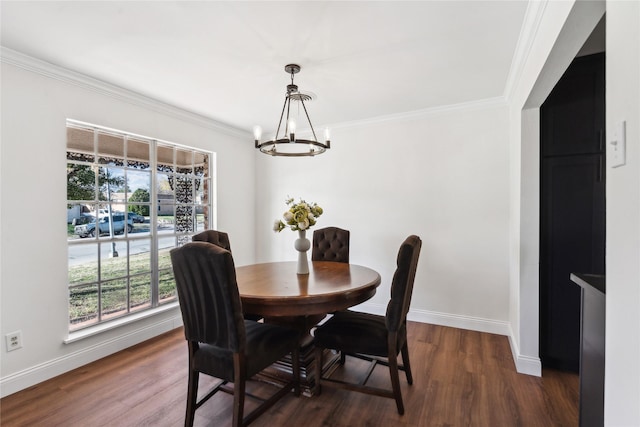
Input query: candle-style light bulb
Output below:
<box><xmin>288</xmin><ymin>119</ymin><xmax>296</xmax><ymax>142</ymax></box>
<box><xmin>324</xmin><ymin>128</ymin><xmax>331</xmax><ymax>142</ymax></box>
<box><xmin>253</xmin><ymin>126</ymin><xmax>262</xmax><ymax>148</ymax></box>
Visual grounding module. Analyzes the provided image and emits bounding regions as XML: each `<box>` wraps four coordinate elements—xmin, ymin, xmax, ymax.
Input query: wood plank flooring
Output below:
<box><xmin>1</xmin><ymin>322</ymin><xmax>578</xmax><ymax>426</ymax></box>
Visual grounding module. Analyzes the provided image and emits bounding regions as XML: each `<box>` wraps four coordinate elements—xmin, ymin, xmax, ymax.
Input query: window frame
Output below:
<box><xmin>66</xmin><ymin>119</ymin><xmax>214</xmax><ymax>331</ymax></box>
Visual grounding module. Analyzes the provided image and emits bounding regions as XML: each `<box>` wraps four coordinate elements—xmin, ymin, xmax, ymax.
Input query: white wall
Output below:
<box><xmin>255</xmin><ymin>101</ymin><xmax>512</xmax><ymax>333</ymax></box>
<box><xmin>0</xmin><ymin>53</ymin><xmax>255</xmax><ymax>396</ymax></box>
<box><xmin>604</xmin><ymin>1</ymin><xmax>640</xmax><ymax>424</ymax></box>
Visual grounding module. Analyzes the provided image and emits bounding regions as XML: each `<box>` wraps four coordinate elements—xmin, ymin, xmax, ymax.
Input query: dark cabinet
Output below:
<box><xmin>540</xmin><ymin>53</ymin><xmax>605</xmax><ymax>372</ymax></box>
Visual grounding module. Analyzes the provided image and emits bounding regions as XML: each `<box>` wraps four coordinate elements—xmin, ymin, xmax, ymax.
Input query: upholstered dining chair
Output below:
<box><xmin>192</xmin><ymin>230</ymin><xmax>262</xmax><ymax>322</ymax></box>
<box><xmin>171</xmin><ymin>242</ymin><xmax>301</xmax><ymax>427</ymax></box>
<box><xmin>192</xmin><ymin>229</ymin><xmax>232</xmax><ymax>251</ymax></box>
<box><xmin>312</xmin><ymin>226</ymin><xmax>350</xmax><ymax>263</ymax></box>
<box><xmin>313</xmin><ymin>235</ymin><xmax>422</xmax><ymax>415</ymax></box>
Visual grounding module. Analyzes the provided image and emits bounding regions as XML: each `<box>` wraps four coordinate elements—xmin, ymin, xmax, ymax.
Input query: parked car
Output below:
<box><xmin>127</xmin><ymin>212</ymin><xmax>145</xmax><ymax>223</ymax></box>
<box><xmin>74</xmin><ymin>214</ymin><xmax>134</xmax><ymax>238</ymax></box>
<box><xmin>71</xmin><ymin>213</ymin><xmax>95</xmax><ymax>226</ymax></box>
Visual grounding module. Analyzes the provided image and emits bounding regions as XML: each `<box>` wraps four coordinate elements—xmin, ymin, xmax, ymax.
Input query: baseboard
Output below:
<box><xmin>507</xmin><ymin>326</ymin><xmax>542</xmax><ymax>377</ymax></box>
<box><xmin>356</xmin><ymin>302</ymin><xmax>541</xmax><ymax>377</ymax></box>
<box><xmin>356</xmin><ymin>302</ymin><xmax>512</xmax><ymax>335</ymax></box>
<box><xmin>0</xmin><ymin>315</ymin><xmax>183</xmax><ymax>398</ymax></box>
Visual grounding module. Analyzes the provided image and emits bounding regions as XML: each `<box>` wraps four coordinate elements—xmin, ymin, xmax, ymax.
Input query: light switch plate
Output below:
<box><xmin>610</xmin><ymin>121</ymin><xmax>626</xmax><ymax>168</ymax></box>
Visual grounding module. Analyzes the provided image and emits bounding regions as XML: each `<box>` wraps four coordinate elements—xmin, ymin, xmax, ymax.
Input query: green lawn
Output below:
<box><xmin>69</xmin><ymin>249</ymin><xmax>176</xmax><ymax>325</ymax></box>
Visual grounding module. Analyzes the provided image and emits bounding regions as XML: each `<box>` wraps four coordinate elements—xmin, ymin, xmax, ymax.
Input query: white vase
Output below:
<box><xmin>294</xmin><ymin>229</ymin><xmax>311</xmax><ymax>274</ymax></box>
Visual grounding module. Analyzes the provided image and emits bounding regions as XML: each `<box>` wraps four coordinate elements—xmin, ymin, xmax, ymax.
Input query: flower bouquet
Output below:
<box><xmin>273</xmin><ymin>197</ymin><xmax>323</xmax><ymax>232</ymax></box>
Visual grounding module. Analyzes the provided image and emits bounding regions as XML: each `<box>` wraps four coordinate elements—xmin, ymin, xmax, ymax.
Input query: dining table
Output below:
<box><xmin>235</xmin><ymin>260</ymin><xmax>381</xmax><ymax>395</ymax></box>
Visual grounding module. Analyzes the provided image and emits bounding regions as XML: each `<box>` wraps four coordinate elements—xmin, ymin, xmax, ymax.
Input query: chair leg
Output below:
<box><xmin>401</xmin><ymin>342</ymin><xmax>413</xmax><ymax>385</ymax></box>
<box><xmin>232</xmin><ymin>355</ymin><xmax>245</xmax><ymax>427</ymax></box>
<box><xmin>388</xmin><ymin>355</ymin><xmax>405</xmax><ymax>415</ymax></box>
<box><xmin>185</xmin><ymin>368</ymin><xmax>199</xmax><ymax>427</ymax></box>
<box><xmin>388</xmin><ymin>333</ymin><xmax>404</xmax><ymax>415</ymax></box>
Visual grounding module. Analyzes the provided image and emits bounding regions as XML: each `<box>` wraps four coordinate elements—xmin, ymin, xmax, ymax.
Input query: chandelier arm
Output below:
<box><xmin>299</xmin><ymin>99</ymin><xmax>318</xmax><ymax>142</ymax></box>
<box><xmin>274</xmin><ymin>95</ymin><xmax>288</xmax><ymax>141</ymax></box>
<box><xmin>285</xmin><ymin>97</ymin><xmax>292</xmax><ymax>138</ymax></box>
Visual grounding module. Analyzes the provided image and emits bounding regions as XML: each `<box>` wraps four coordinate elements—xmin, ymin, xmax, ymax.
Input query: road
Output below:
<box><xmin>68</xmin><ymin>230</ymin><xmax>177</xmax><ymax>266</ymax></box>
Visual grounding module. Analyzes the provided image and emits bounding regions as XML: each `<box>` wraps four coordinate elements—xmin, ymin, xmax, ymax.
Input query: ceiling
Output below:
<box><xmin>1</xmin><ymin>1</ymin><xmax>529</xmax><ymax>134</ymax></box>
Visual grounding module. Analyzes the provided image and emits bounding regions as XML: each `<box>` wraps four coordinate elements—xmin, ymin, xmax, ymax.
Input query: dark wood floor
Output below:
<box><xmin>1</xmin><ymin>322</ymin><xmax>578</xmax><ymax>426</ymax></box>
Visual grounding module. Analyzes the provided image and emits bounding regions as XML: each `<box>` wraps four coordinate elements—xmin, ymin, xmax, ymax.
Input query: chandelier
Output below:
<box><xmin>254</xmin><ymin>64</ymin><xmax>330</xmax><ymax>157</ymax></box>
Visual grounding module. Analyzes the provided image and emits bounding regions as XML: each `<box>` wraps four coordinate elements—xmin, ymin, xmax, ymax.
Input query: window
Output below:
<box><xmin>66</xmin><ymin>120</ymin><xmax>213</xmax><ymax>331</ymax></box>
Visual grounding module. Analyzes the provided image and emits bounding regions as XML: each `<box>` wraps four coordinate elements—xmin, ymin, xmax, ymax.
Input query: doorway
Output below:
<box><xmin>539</xmin><ymin>52</ymin><xmax>606</xmax><ymax>372</ymax></box>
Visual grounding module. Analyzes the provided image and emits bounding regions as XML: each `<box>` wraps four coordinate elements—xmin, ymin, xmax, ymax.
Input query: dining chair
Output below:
<box><xmin>192</xmin><ymin>229</ymin><xmax>232</xmax><ymax>251</ymax></box>
<box><xmin>171</xmin><ymin>242</ymin><xmax>301</xmax><ymax>427</ymax></box>
<box><xmin>312</xmin><ymin>226</ymin><xmax>350</xmax><ymax>263</ymax></box>
<box><xmin>313</xmin><ymin>235</ymin><xmax>422</xmax><ymax>415</ymax></box>
<box><xmin>192</xmin><ymin>230</ymin><xmax>262</xmax><ymax>322</ymax></box>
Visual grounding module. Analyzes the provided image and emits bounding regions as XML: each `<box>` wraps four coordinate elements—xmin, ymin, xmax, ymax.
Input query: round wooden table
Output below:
<box><xmin>235</xmin><ymin>261</ymin><xmax>381</xmax><ymax>318</ymax></box>
<box><xmin>235</xmin><ymin>260</ymin><xmax>381</xmax><ymax>395</ymax></box>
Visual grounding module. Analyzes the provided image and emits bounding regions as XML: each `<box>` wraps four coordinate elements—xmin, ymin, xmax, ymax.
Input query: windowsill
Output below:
<box><xmin>64</xmin><ymin>302</ymin><xmax>180</xmax><ymax>344</ymax></box>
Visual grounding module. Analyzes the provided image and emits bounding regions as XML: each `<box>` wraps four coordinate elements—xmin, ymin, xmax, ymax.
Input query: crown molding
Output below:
<box><xmin>0</xmin><ymin>47</ymin><xmax>248</xmax><ymax>139</ymax></box>
<box><xmin>503</xmin><ymin>0</ymin><xmax>549</xmax><ymax>103</ymax></box>
<box><xmin>324</xmin><ymin>96</ymin><xmax>508</xmax><ymax>132</ymax></box>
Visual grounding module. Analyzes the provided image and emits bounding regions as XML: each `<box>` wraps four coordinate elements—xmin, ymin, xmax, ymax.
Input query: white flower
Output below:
<box><xmin>283</xmin><ymin>211</ymin><xmax>294</xmax><ymax>222</ymax></box>
<box><xmin>273</xmin><ymin>220</ymin><xmax>282</xmax><ymax>231</ymax></box>
<box><xmin>298</xmin><ymin>220</ymin><xmax>309</xmax><ymax>230</ymax></box>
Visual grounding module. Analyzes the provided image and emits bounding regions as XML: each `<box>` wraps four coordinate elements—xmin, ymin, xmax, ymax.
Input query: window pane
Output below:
<box><xmin>157</xmin><ymin>145</ymin><xmax>174</xmax><ymax>172</ymax></box>
<box><xmin>176</xmin><ymin>205</ymin><xmax>194</xmax><ymax>233</ymax></box>
<box><xmin>101</xmin><ymin>278</ymin><xmax>128</xmax><ymax>319</ymax></box>
<box><xmin>98</xmin><ymin>132</ymin><xmax>124</xmax><ymax>166</ymax></box>
<box><xmin>130</xmin><ymin>239</ymin><xmax>151</xmax><ymax>273</ymax></box>
<box><xmin>68</xmin><ymin>243</ymin><xmax>98</xmax><ymax>284</ymax></box>
<box><xmin>157</xmin><ymin>172</ymin><xmax>173</xmax><ymax>199</ymax></box>
<box><xmin>195</xmin><ymin>212</ymin><xmax>207</xmax><ymax>232</ymax></box>
<box><xmin>158</xmin><ymin>268</ymin><xmax>176</xmax><ymax>302</ymax></box>
<box><xmin>174</xmin><ymin>175</ymin><xmax>193</xmax><ymax>204</ymax></box>
<box><xmin>157</xmin><ymin>209</ymin><xmax>175</xmax><ymax>234</ymax></box>
<box><xmin>195</xmin><ymin>178</ymin><xmax>208</xmax><ymax>205</ymax></box>
<box><xmin>127</xmin><ymin>170</ymin><xmax>150</xmax><ymax>199</ymax></box>
<box><xmin>176</xmin><ymin>147</ymin><xmax>192</xmax><ymax>174</ymax></box>
<box><xmin>67</xmin><ymin>164</ymin><xmax>97</xmax><ymax>201</ymax></box>
<box><xmin>127</xmin><ymin>138</ymin><xmax>150</xmax><ymax>169</ymax></box>
<box><xmin>130</xmin><ymin>274</ymin><xmax>151</xmax><ymax>312</ymax></box>
<box><xmin>158</xmin><ymin>237</ymin><xmax>176</xmax><ymax>302</ymax></box>
<box><xmin>98</xmin><ymin>167</ymin><xmax>126</xmax><ymax>202</ymax></box>
<box><xmin>67</xmin><ymin>127</ymin><xmax>94</xmax><ymax>156</ymax></box>
<box><xmin>69</xmin><ymin>284</ymin><xmax>98</xmax><ymax>328</ymax></box>
<box><xmin>194</xmin><ymin>152</ymin><xmax>208</xmax><ymax>177</ymax></box>
<box><xmin>100</xmin><ymin>242</ymin><xmax>128</xmax><ymax>280</ymax></box>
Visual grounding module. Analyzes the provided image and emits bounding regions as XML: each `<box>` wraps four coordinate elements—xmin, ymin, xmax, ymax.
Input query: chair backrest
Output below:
<box><xmin>192</xmin><ymin>230</ymin><xmax>232</xmax><ymax>253</ymax></box>
<box><xmin>385</xmin><ymin>235</ymin><xmax>422</xmax><ymax>332</ymax></box>
<box><xmin>312</xmin><ymin>227</ymin><xmax>350</xmax><ymax>263</ymax></box>
<box><xmin>170</xmin><ymin>242</ymin><xmax>246</xmax><ymax>352</ymax></box>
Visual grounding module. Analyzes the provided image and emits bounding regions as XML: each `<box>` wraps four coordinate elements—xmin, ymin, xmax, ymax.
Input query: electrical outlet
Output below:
<box><xmin>5</xmin><ymin>331</ymin><xmax>23</xmax><ymax>352</ymax></box>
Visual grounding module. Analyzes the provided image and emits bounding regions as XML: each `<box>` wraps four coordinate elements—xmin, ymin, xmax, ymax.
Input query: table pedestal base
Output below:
<box><xmin>257</xmin><ymin>314</ymin><xmax>336</xmax><ymax>396</ymax></box>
